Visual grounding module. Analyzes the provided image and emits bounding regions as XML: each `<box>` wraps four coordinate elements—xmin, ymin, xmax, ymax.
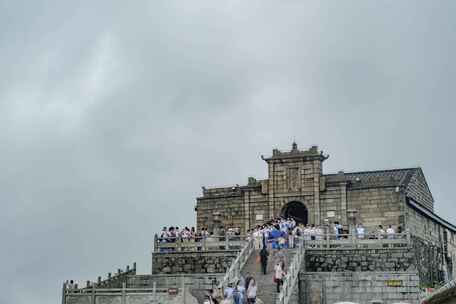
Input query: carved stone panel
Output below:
<box><xmin>288</xmin><ymin>167</ymin><xmax>300</xmax><ymax>191</ymax></box>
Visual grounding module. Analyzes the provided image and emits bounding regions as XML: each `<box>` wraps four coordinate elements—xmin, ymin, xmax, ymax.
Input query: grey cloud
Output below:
<box><xmin>1</xmin><ymin>1</ymin><xmax>456</xmax><ymax>303</ymax></box>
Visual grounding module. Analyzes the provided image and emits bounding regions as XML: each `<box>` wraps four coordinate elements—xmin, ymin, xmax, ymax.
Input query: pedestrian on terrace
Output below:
<box><xmin>288</xmin><ymin>227</ymin><xmax>294</xmax><ymax>248</ymax></box>
<box><xmin>260</xmin><ymin>246</ymin><xmax>269</xmax><ymax>275</ymax></box>
<box><xmin>387</xmin><ymin>225</ymin><xmax>395</xmax><ymax>239</ymax></box>
<box><xmin>377</xmin><ymin>225</ymin><xmax>385</xmax><ymax>239</ymax></box>
<box><xmin>274</xmin><ymin>261</ymin><xmax>285</xmax><ymax>293</ymax></box>
<box><xmin>247</xmin><ymin>278</ymin><xmax>258</xmax><ymax>303</ymax></box>
<box><xmin>356</xmin><ymin>223</ymin><xmax>365</xmax><ymax>239</ymax></box>
<box><xmin>232</xmin><ymin>280</ymin><xmax>245</xmax><ymax>304</ymax></box>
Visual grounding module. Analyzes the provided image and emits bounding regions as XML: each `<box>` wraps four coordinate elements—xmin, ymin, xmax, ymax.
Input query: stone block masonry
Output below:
<box><xmin>299</xmin><ymin>272</ymin><xmax>420</xmax><ymax>304</ymax></box>
<box><xmin>152</xmin><ymin>250</ymin><xmax>238</xmax><ymax>274</ymax></box>
<box><xmin>305</xmin><ymin>248</ymin><xmax>416</xmax><ymax>272</ymax></box>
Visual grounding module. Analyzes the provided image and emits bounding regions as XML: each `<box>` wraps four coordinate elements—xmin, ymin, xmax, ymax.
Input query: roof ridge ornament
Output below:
<box><xmin>262</xmin><ymin>144</ymin><xmax>329</xmax><ymax>161</ymax></box>
<box><xmin>292</xmin><ymin>141</ymin><xmax>298</xmax><ymax>152</ymax></box>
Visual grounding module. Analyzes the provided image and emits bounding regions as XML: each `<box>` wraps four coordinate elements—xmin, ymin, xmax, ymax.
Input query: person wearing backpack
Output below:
<box><xmin>232</xmin><ymin>280</ymin><xmax>245</xmax><ymax>304</ymax></box>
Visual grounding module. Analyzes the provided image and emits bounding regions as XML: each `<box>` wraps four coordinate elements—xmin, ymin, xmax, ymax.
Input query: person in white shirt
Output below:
<box><xmin>66</xmin><ymin>280</ymin><xmax>75</xmax><ymax>290</ymax></box>
<box><xmin>253</xmin><ymin>229</ymin><xmax>262</xmax><ymax>250</ymax></box>
<box><xmin>316</xmin><ymin>226</ymin><xmax>324</xmax><ymax>241</ymax></box>
<box><xmin>309</xmin><ymin>225</ymin><xmax>317</xmax><ymax>240</ymax></box>
<box><xmin>159</xmin><ymin>227</ymin><xmax>168</xmax><ymax>242</ymax></box>
<box><xmin>386</xmin><ymin>225</ymin><xmax>395</xmax><ymax>239</ymax></box>
<box><xmin>356</xmin><ymin>223</ymin><xmax>365</xmax><ymax>239</ymax></box>
<box><xmin>246</xmin><ymin>278</ymin><xmax>257</xmax><ymax>303</ymax></box>
<box><xmin>303</xmin><ymin>225</ymin><xmax>311</xmax><ymax>241</ymax></box>
<box><xmin>202</xmin><ymin>228</ymin><xmax>209</xmax><ymax>239</ymax></box>
<box><xmin>377</xmin><ymin>225</ymin><xmax>386</xmax><ymax>239</ymax></box>
<box><xmin>274</xmin><ymin>262</ymin><xmax>285</xmax><ymax>293</ymax></box>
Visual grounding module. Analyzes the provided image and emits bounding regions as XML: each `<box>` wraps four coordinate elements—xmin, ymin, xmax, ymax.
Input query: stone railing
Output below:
<box><xmin>277</xmin><ymin>237</ymin><xmax>305</xmax><ymax>304</ymax></box>
<box><xmin>63</xmin><ymin>262</ymin><xmax>137</xmax><ymax>292</ymax></box>
<box><xmin>63</xmin><ymin>282</ymin><xmax>185</xmax><ymax>304</ymax></box>
<box><xmin>218</xmin><ymin>236</ymin><xmax>255</xmax><ymax>290</ymax></box>
<box><xmin>154</xmin><ymin>235</ymin><xmax>246</xmax><ymax>252</ymax></box>
<box><xmin>63</xmin><ymin>273</ymin><xmax>222</xmax><ymax>304</ymax></box>
<box><xmin>302</xmin><ymin>232</ymin><xmax>411</xmax><ymax>249</ymax></box>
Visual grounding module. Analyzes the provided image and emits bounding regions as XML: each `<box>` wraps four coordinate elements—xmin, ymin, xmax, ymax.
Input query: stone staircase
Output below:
<box><xmin>241</xmin><ymin>249</ymin><xmax>296</xmax><ymax>304</ymax></box>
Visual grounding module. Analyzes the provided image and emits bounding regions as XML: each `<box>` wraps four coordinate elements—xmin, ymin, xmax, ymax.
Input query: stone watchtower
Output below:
<box><xmin>262</xmin><ymin>143</ymin><xmax>329</xmax><ymax>225</ymax></box>
<box><xmin>196</xmin><ymin>143</ymin><xmax>329</xmax><ymax>234</ymax></box>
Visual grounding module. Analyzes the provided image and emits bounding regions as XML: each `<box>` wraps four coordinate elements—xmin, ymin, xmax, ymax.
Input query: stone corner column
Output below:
<box><xmin>340</xmin><ymin>182</ymin><xmax>348</xmax><ymax>226</ymax></box>
<box><xmin>313</xmin><ymin>160</ymin><xmax>321</xmax><ymax>225</ymax></box>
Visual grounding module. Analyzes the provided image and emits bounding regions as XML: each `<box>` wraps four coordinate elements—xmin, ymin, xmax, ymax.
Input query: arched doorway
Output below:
<box><xmin>281</xmin><ymin>201</ymin><xmax>308</xmax><ymax>225</ymax></box>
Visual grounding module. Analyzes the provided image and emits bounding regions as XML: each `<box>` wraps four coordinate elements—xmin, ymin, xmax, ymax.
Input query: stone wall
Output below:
<box><xmin>299</xmin><ymin>271</ymin><xmax>420</xmax><ymax>304</ymax></box>
<box><xmin>152</xmin><ymin>250</ymin><xmax>238</xmax><ymax>274</ymax></box>
<box><xmin>196</xmin><ymin>189</ymin><xmax>245</xmax><ymax>233</ymax></box>
<box><xmin>407</xmin><ymin>204</ymin><xmax>443</xmax><ymax>242</ymax></box>
<box><xmin>412</xmin><ymin>236</ymin><xmax>446</xmax><ymax>286</ymax></box>
<box><xmin>305</xmin><ymin>248</ymin><xmax>415</xmax><ymax>272</ymax></box>
<box><xmin>196</xmin><ymin>175</ymin><xmax>408</xmax><ymax>236</ymax></box>
<box><xmin>406</xmin><ymin>168</ymin><xmax>434</xmax><ymax>211</ymax></box>
<box><xmin>319</xmin><ymin>183</ymin><xmax>345</xmax><ymax>226</ymax></box>
<box><xmin>346</xmin><ymin>187</ymin><xmax>404</xmax><ymax>230</ymax></box>
<box><xmin>406</xmin><ymin>204</ymin><xmax>456</xmax><ymax>282</ymax></box>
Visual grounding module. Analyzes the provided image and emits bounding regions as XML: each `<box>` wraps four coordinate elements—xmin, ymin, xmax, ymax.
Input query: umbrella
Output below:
<box><xmin>269</xmin><ymin>229</ymin><xmax>282</xmax><ymax>239</ymax></box>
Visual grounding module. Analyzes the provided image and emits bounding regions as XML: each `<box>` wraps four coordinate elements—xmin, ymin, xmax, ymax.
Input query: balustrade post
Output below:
<box><xmin>121</xmin><ymin>282</ymin><xmax>126</xmax><ymax>304</ymax></box>
<box><xmin>61</xmin><ymin>282</ymin><xmax>66</xmax><ymax>304</ymax></box>
<box><xmin>181</xmin><ymin>275</ymin><xmax>186</xmax><ymax>304</ymax></box>
<box><xmin>153</xmin><ymin>281</ymin><xmax>157</xmax><ymax>302</ymax></box>
<box><xmin>91</xmin><ymin>285</ymin><xmax>95</xmax><ymax>304</ymax></box>
<box><xmin>225</xmin><ymin>235</ymin><xmax>229</xmax><ymax>250</ymax></box>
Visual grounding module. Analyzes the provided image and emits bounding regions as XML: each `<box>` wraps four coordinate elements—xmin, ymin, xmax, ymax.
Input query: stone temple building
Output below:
<box><xmin>63</xmin><ymin>143</ymin><xmax>456</xmax><ymax>304</ymax></box>
<box><xmin>197</xmin><ymin>143</ymin><xmax>456</xmax><ymax>279</ymax></box>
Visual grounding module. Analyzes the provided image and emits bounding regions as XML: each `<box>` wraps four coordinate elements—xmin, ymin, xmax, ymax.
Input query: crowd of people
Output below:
<box><xmin>158</xmin><ymin>226</ymin><xmax>241</xmax><ymax>242</ymax></box>
<box><xmin>203</xmin><ymin>270</ymin><xmax>280</xmax><ymax>304</ymax></box>
<box><xmin>355</xmin><ymin>223</ymin><xmax>400</xmax><ymax>239</ymax></box>
<box><xmin>247</xmin><ymin>219</ymin><xmax>401</xmax><ymax>250</ymax></box>
<box><xmin>156</xmin><ymin>219</ymin><xmax>401</xmax><ymax>248</ymax></box>
<box><xmin>200</xmin><ymin>217</ymin><xmax>403</xmax><ymax>304</ymax></box>
<box><xmin>156</xmin><ymin>226</ymin><xmax>243</xmax><ymax>252</ymax></box>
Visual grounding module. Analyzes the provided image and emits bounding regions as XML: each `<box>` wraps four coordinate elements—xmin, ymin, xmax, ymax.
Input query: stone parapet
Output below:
<box><xmin>152</xmin><ymin>250</ymin><xmax>238</xmax><ymax>274</ymax></box>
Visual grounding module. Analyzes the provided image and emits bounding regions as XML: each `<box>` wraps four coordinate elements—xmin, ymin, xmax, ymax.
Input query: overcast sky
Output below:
<box><xmin>1</xmin><ymin>1</ymin><xmax>456</xmax><ymax>303</ymax></box>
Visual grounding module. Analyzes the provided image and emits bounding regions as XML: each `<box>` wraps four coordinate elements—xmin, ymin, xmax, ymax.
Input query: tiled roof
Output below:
<box><xmin>325</xmin><ymin>168</ymin><xmax>419</xmax><ymax>189</ymax></box>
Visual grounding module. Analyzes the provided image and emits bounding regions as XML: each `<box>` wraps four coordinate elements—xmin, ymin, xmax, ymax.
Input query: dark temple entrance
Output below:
<box><xmin>281</xmin><ymin>201</ymin><xmax>308</xmax><ymax>225</ymax></box>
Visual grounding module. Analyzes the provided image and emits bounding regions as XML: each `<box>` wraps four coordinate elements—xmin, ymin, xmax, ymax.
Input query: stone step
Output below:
<box><xmin>241</xmin><ymin>249</ymin><xmax>296</xmax><ymax>304</ymax></box>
